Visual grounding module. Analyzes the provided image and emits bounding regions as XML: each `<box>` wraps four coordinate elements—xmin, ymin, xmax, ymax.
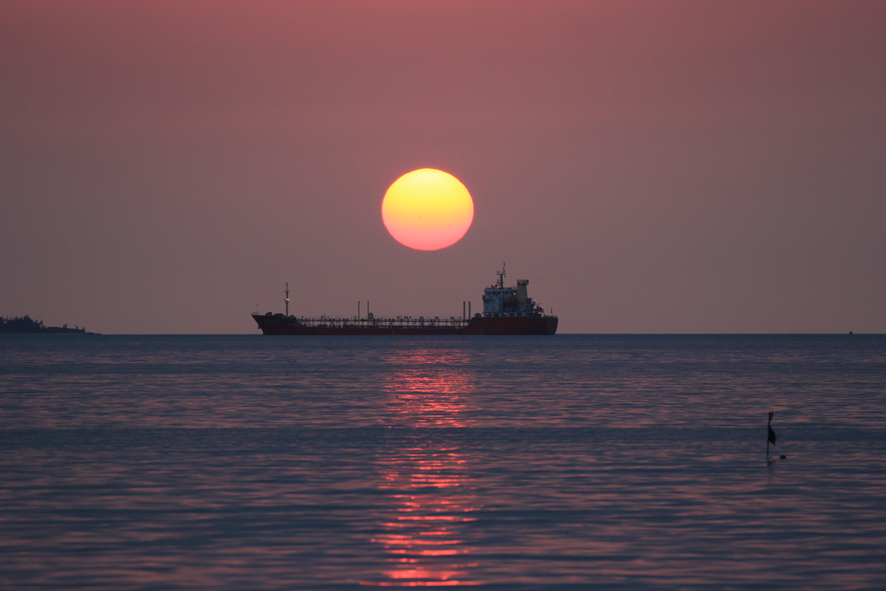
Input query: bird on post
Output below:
<box><xmin>767</xmin><ymin>410</ymin><xmax>785</xmax><ymax>463</ymax></box>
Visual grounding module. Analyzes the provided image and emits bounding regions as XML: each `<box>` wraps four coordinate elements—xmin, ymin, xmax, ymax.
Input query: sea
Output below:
<box><xmin>1</xmin><ymin>334</ymin><xmax>885</xmax><ymax>590</ymax></box>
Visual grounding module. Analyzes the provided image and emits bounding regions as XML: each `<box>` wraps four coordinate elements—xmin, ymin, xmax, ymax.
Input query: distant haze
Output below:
<box><xmin>2</xmin><ymin>1</ymin><xmax>884</xmax><ymax>334</ymax></box>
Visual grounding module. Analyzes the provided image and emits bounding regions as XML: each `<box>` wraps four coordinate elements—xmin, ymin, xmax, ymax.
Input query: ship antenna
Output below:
<box><xmin>284</xmin><ymin>282</ymin><xmax>290</xmax><ymax>316</ymax></box>
<box><xmin>496</xmin><ymin>263</ymin><xmax>506</xmax><ymax>288</ymax></box>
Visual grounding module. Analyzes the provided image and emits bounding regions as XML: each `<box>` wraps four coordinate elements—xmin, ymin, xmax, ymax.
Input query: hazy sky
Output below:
<box><xmin>2</xmin><ymin>1</ymin><xmax>884</xmax><ymax>334</ymax></box>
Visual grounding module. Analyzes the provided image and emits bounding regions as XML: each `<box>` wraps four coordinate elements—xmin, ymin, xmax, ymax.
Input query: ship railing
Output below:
<box><xmin>289</xmin><ymin>316</ymin><xmax>471</xmax><ymax>329</ymax></box>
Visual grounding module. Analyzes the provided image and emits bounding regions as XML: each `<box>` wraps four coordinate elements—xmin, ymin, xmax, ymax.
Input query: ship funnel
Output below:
<box><xmin>516</xmin><ymin>279</ymin><xmax>528</xmax><ymax>303</ymax></box>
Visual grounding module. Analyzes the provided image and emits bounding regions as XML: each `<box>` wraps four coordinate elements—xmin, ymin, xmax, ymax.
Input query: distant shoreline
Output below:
<box><xmin>0</xmin><ymin>315</ymin><xmax>96</xmax><ymax>335</ymax></box>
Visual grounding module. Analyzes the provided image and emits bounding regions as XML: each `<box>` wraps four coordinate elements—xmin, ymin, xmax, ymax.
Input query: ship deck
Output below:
<box><xmin>254</xmin><ymin>314</ymin><xmax>469</xmax><ymax>331</ymax></box>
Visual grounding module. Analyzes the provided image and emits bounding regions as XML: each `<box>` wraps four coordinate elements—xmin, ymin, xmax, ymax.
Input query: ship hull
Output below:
<box><xmin>253</xmin><ymin>314</ymin><xmax>557</xmax><ymax>336</ymax></box>
<box><xmin>460</xmin><ymin>316</ymin><xmax>558</xmax><ymax>335</ymax></box>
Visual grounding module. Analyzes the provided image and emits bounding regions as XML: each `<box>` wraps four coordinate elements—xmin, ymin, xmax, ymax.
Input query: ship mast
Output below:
<box><xmin>496</xmin><ymin>263</ymin><xmax>506</xmax><ymax>288</ymax></box>
<box><xmin>284</xmin><ymin>282</ymin><xmax>290</xmax><ymax>317</ymax></box>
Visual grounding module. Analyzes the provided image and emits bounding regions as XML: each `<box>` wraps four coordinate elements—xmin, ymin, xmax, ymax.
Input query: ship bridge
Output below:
<box><xmin>481</xmin><ymin>264</ymin><xmax>546</xmax><ymax>318</ymax></box>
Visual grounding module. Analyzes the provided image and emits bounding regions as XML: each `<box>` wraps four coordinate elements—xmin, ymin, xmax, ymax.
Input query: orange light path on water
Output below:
<box><xmin>360</xmin><ymin>350</ymin><xmax>482</xmax><ymax>587</ymax></box>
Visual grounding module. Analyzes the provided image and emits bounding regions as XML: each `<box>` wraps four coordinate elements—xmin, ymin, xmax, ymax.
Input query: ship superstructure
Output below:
<box><xmin>252</xmin><ymin>264</ymin><xmax>557</xmax><ymax>335</ymax></box>
<box><xmin>481</xmin><ymin>264</ymin><xmax>547</xmax><ymax>319</ymax></box>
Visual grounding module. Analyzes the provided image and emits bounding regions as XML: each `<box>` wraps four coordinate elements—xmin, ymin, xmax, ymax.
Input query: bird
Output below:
<box><xmin>767</xmin><ymin>411</ymin><xmax>786</xmax><ymax>463</ymax></box>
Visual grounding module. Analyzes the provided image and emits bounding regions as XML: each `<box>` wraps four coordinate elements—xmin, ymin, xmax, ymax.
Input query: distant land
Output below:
<box><xmin>0</xmin><ymin>315</ymin><xmax>96</xmax><ymax>335</ymax></box>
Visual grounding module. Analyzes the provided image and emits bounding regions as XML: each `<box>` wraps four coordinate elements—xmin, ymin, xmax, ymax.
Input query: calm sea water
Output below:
<box><xmin>1</xmin><ymin>334</ymin><xmax>885</xmax><ymax>589</ymax></box>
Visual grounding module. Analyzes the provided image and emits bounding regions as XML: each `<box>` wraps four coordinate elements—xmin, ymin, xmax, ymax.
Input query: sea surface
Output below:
<box><xmin>1</xmin><ymin>334</ymin><xmax>885</xmax><ymax>589</ymax></box>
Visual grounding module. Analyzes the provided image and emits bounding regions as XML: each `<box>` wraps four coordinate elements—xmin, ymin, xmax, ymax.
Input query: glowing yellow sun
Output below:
<box><xmin>382</xmin><ymin>169</ymin><xmax>474</xmax><ymax>251</ymax></box>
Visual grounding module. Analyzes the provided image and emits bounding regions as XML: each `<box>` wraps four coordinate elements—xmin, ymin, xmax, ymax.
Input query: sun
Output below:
<box><xmin>382</xmin><ymin>169</ymin><xmax>474</xmax><ymax>251</ymax></box>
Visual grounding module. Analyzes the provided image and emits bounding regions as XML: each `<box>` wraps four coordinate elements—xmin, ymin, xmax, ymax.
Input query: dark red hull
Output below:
<box><xmin>460</xmin><ymin>316</ymin><xmax>558</xmax><ymax>335</ymax></box>
<box><xmin>253</xmin><ymin>314</ymin><xmax>557</xmax><ymax>335</ymax></box>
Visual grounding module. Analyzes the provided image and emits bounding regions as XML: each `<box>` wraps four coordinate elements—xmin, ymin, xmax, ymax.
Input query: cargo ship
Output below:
<box><xmin>252</xmin><ymin>265</ymin><xmax>558</xmax><ymax>335</ymax></box>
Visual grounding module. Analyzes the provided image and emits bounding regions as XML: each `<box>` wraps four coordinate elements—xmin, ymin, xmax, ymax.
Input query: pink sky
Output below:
<box><xmin>2</xmin><ymin>1</ymin><xmax>884</xmax><ymax>333</ymax></box>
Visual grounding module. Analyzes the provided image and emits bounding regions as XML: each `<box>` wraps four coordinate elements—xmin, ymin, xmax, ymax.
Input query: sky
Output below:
<box><xmin>2</xmin><ymin>0</ymin><xmax>884</xmax><ymax>334</ymax></box>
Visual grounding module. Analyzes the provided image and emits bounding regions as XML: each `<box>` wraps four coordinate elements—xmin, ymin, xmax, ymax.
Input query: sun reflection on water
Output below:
<box><xmin>361</xmin><ymin>349</ymin><xmax>481</xmax><ymax>587</ymax></box>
